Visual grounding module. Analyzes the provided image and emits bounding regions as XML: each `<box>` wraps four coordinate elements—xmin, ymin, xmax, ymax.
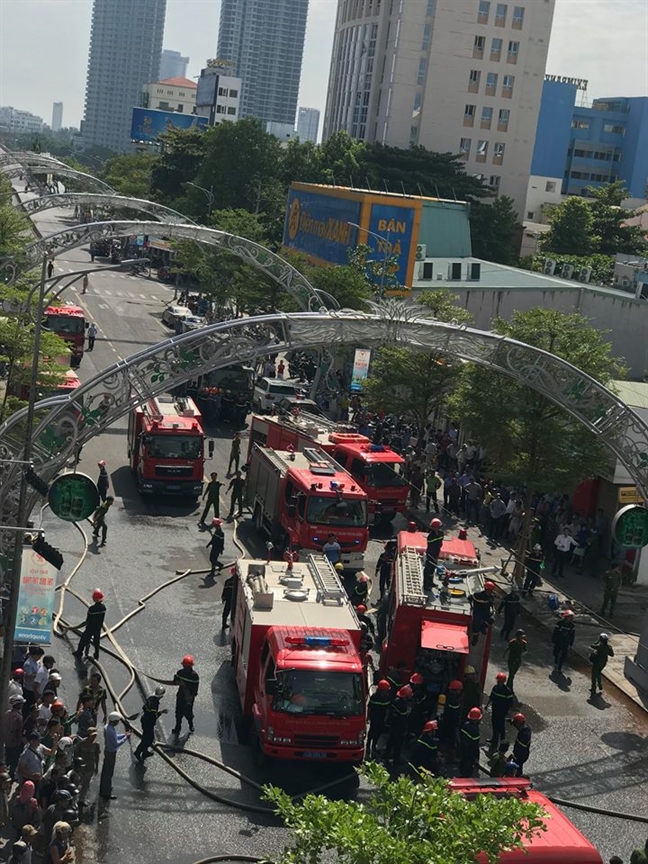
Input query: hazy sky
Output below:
<box><xmin>0</xmin><ymin>0</ymin><xmax>646</xmax><ymax>130</ymax></box>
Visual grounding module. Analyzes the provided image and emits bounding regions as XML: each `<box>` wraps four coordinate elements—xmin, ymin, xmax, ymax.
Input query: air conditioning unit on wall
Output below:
<box><xmin>415</xmin><ymin>244</ymin><xmax>427</xmax><ymax>260</ymax></box>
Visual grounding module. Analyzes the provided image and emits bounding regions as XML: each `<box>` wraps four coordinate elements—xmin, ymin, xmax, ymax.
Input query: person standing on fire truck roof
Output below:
<box><xmin>424</xmin><ymin>518</ymin><xmax>444</xmax><ymax>591</ymax></box>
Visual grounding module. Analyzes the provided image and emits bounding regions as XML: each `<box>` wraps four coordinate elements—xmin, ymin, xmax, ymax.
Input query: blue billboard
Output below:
<box><xmin>130</xmin><ymin>107</ymin><xmax>208</xmax><ymax>143</ymax></box>
<box><xmin>283</xmin><ymin>188</ymin><xmax>362</xmax><ymax>266</ymax></box>
<box><xmin>367</xmin><ymin>203</ymin><xmax>415</xmax><ymax>286</ymax></box>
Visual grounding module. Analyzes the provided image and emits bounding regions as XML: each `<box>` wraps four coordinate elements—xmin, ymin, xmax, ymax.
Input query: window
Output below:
<box><xmin>459</xmin><ymin>137</ymin><xmax>471</xmax><ymax>159</ymax></box>
<box><xmin>464</xmin><ymin>104</ymin><xmax>476</xmax><ymax>126</ymax></box>
<box><xmin>486</xmin><ymin>72</ymin><xmax>498</xmax><ymax>95</ymax></box>
<box><xmin>227</xmin><ymin>107</ymin><xmax>236</xmax><ymax>115</ymax></box>
<box><xmin>478</xmin><ymin>0</ymin><xmax>490</xmax><ymax>22</ymax></box>
<box><xmin>604</xmin><ymin>123</ymin><xmax>625</xmax><ymax>135</ymax></box>
<box><xmin>177</xmin><ymin>104</ymin><xmax>184</xmax><ymax>112</ymax></box>
<box><xmin>216</xmin><ymin>105</ymin><xmax>225</xmax><ymax>114</ymax></box>
<box><xmin>490</xmin><ymin>37</ymin><xmax>503</xmax><ymax>60</ymax></box>
<box><xmin>493</xmin><ymin>142</ymin><xmax>505</xmax><ymax>163</ymax></box>
<box><xmin>507</xmin><ymin>40</ymin><xmax>519</xmax><ymax>62</ymax></box>
<box><xmin>512</xmin><ymin>5</ymin><xmax>525</xmax><ymax>27</ymax></box>
<box><xmin>495</xmin><ymin>3</ymin><xmax>507</xmax><ymax>25</ymax></box>
<box><xmin>489</xmin><ymin>175</ymin><xmax>501</xmax><ymax>190</ymax></box>
<box><xmin>502</xmin><ymin>74</ymin><xmax>515</xmax><ymax>96</ymax></box>
<box><xmin>417</xmin><ymin>57</ymin><xmax>427</xmax><ymax>85</ymax></box>
<box><xmin>527</xmin><ymin>211</ymin><xmax>535</xmax><ymax>219</ymax></box>
<box><xmin>229</xmin><ymin>89</ymin><xmax>238</xmax><ymax>97</ymax></box>
<box><xmin>473</xmin><ymin>35</ymin><xmax>485</xmax><ymax>57</ymax></box>
<box><xmin>422</xmin><ymin>262</ymin><xmax>434</xmax><ymax>280</ymax></box>
<box><xmin>422</xmin><ymin>23</ymin><xmax>431</xmax><ymax>50</ymax></box>
<box><xmin>218</xmin><ymin>87</ymin><xmax>228</xmax><ymax>96</ymax></box>
<box><xmin>572</xmin><ymin>118</ymin><xmax>589</xmax><ymax>130</ymax></box>
<box><xmin>426</xmin><ymin>0</ymin><xmax>436</xmax><ymax>14</ymax></box>
<box><xmin>468</xmin><ymin>69</ymin><xmax>481</xmax><ymax>92</ymax></box>
<box><xmin>476</xmin><ymin>140</ymin><xmax>488</xmax><ymax>162</ymax></box>
<box><xmin>545</xmin><ymin>181</ymin><xmax>556</xmax><ymax>192</ymax></box>
<box><xmin>481</xmin><ymin>106</ymin><xmax>493</xmax><ymax>128</ymax></box>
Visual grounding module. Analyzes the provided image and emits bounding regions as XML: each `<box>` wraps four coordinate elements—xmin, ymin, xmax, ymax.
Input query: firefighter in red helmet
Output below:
<box><xmin>73</xmin><ymin>589</ymin><xmax>106</xmax><ymax>661</ymax></box>
<box><xmin>172</xmin><ymin>655</ymin><xmax>199</xmax><ymax>738</ymax></box>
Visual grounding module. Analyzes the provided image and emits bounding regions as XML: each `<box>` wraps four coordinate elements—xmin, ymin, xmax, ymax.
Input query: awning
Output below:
<box><xmin>420</xmin><ymin>620</ymin><xmax>469</xmax><ymax>654</ymax></box>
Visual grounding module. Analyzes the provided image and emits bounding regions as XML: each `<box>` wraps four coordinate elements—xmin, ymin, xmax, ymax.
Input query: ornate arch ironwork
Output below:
<box><xmin>1</xmin><ymin>303</ymin><xmax>647</xmax><ymax>564</ymax></box>
<box><xmin>21</xmin><ymin>192</ymin><xmax>193</xmax><ymax>225</ymax></box>
<box><xmin>3</xmin><ymin>164</ymin><xmax>114</xmax><ymax>193</ymax></box>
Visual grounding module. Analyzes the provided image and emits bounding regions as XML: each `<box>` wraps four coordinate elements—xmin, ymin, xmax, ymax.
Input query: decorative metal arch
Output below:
<box><xmin>0</xmin><ymin>152</ymin><xmax>69</xmax><ymax>171</ymax></box>
<box><xmin>23</xmin><ymin>220</ymin><xmax>323</xmax><ymax>311</ymax></box>
<box><xmin>3</xmin><ymin>164</ymin><xmax>114</xmax><ymax>194</ymax></box>
<box><xmin>1</xmin><ymin>303</ymin><xmax>647</xmax><ymax>562</ymax></box>
<box><xmin>21</xmin><ymin>192</ymin><xmax>194</xmax><ymax>225</ymax></box>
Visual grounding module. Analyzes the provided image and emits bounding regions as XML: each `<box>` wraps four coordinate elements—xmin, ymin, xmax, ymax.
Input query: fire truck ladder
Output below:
<box><xmin>306</xmin><ymin>555</ymin><xmax>346</xmax><ymax>605</ymax></box>
<box><xmin>399</xmin><ymin>547</ymin><xmax>427</xmax><ymax>607</ymax></box>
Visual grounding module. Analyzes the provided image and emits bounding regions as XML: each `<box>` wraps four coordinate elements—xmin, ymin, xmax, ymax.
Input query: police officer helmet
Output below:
<box><xmin>533</xmin><ymin>543</ymin><xmax>542</xmax><ymax>551</ymax></box>
<box><xmin>599</xmin><ymin>632</ymin><xmax>609</xmax><ymax>641</ymax></box>
<box><xmin>108</xmin><ymin>711</ymin><xmax>122</xmax><ymax>723</ymax></box>
<box><xmin>154</xmin><ymin>685</ymin><xmax>166</xmax><ymax>697</ymax></box>
<box><xmin>55</xmin><ymin>789</ymin><xmax>73</xmax><ymax>801</ymax></box>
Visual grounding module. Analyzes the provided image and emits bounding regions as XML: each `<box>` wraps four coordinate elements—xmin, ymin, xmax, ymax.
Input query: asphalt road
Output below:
<box><xmin>15</xmin><ymin>200</ymin><xmax>648</xmax><ymax>862</ymax></box>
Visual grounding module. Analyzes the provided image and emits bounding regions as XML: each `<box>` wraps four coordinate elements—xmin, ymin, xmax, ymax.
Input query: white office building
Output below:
<box><xmin>324</xmin><ymin>0</ymin><xmax>555</xmax><ymax>216</ymax></box>
<box><xmin>195</xmin><ymin>60</ymin><xmax>242</xmax><ymax>126</ymax></box>
<box><xmin>0</xmin><ymin>106</ymin><xmax>44</xmax><ymax>134</ymax></box>
<box><xmin>142</xmin><ymin>77</ymin><xmax>197</xmax><ymax>114</ymax></box>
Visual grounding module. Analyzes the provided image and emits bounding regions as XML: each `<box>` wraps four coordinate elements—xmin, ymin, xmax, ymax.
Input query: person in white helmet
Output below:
<box><xmin>134</xmin><ymin>687</ymin><xmax>168</xmax><ymax>764</ymax></box>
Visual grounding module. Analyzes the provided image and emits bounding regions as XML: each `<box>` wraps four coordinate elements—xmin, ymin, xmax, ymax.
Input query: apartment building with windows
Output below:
<box><xmin>195</xmin><ymin>60</ymin><xmax>242</xmax><ymax>126</ymax></box>
<box><xmin>142</xmin><ymin>77</ymin><xmax>197</xmax><ymax>115</ymax></box>
<box><xmin>324</xmin><ymin>0</ymin><xmax>555</xmax><ymax>216</ymax></box>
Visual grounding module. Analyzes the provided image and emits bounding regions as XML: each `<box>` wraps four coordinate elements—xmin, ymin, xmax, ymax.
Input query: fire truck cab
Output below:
<box><xmin>127</xmin><ymin>393</ymin><xmax>205</xmax><ymax>497</ymax></box>
<box><xmin>245</xmin><ymin>445</ymin><xmax>369</xmax><ymax>570</ymax></box>
<box><xmin>249</xmin><ymin>413</ymin><xmax>408</xmax><ymax>520</ymax></box>
<box><xmin>449</xmin><ymin>778</ymin><xmax>603</xmax><ymax>862</ymax></box>
<box><xmin>379</xmin><ymin>529</ymin><xmax>495</xmax><ymax>696</ymax></box>
<box><xmin>43</xmin><ymin>303</ymin><xmax>86</xmax><ymax>368</ymax></box>
<box><xmin>230</xmin><ymin>555</ymin><xmax>366</xmax><ymax>762</ymax></box>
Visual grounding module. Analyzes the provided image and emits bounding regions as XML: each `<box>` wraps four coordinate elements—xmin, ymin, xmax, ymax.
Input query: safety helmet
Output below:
<box><xmin>397</xmin><ymin>685</ymin><xmax>413</xmax><ymax>699</ymax></box>
<box><xmin>562</xmin><ymin>609</ymin><xmax>574</xmax><ymax>618</ymax></box>
<box><xmin>356</xmin><ymin>605</ymin><xmax>367</xmax><ymax>614</ymax></box>
<box><xmin>154</xmin><ymin>685</ymin><xmax>166</xmax><ymax>697</ymax></box>
<box><xmin>464</xmin><ymin>665</ymin><xmax>476</xmax><ymax>675</ymax></box>
<box><xmin>108</xmin><ymin>711</ymin><xmax>122</xmax><ymax>723</ymax></box>
<box><xmin>533</xmin><ymin>543</ymin><xmax>542</xmax><ymax>551</ymax></box>
<box><xmin>430</xmin><ymin>518</ymin><xmax>442</xmax><ymax>528</ymax></box>
<box><xmin>410</xmin><ymin>672</ymin><xmax>424</xmax><ymax>685</ymax></box>
<box><xmin>448</xmin><ymin>680</ymin><xmax>463</xmax><ymax>690</ymax></box>
<box><xmin>51</xmin><ymin>701</ymin><xmax>64</xmax><ymax>713</ymax></box>
<box><xmin>496</xmin><ymin>672</ymin><xmax>507</xmax><ymax>682</ymax></box>
<box><xmin>182</xmin><ymin>654</ymin><xmax>195</xmax><ymax>667</ymax></box>
<box><xmin>512</xmin><ymin>712</ymin><xmax>526</xmax><ymax>726</ymax></box>
<box><xmin>515</xmin><ymin>629</ymin><xmax>526</xmax><ymax>637</ymax></box>
<box><xmin>377</xmin><ymin>679</ymin><xmax>391</xmax><ymax>692</ymax></box>
<box><xmin>423</xmin><ymin>720</ymin><xmax>438</xmax><ymax>732</ymax></box>
<box><xmin>58</xmin><ymin>737</ymin><xmax>73</xmax><ymax>750</ymax></box>
<box><xmin>211</xmin><ymin>517</ymin><xmax>222</xmax><ymax>527</ymax></box>
<box><xmin>55</xmin><ymin>789</ymin><xmax>73</xmax><ymax>801</ymax></box>
<box><xmin>468</xmin><ymin>707</ymin><xmax>482</xmax><ymax>721</ymax></box>
<box><xmin>49</xmin><ymin>672</ymin><xmax>62</xmax><ymax>684</ymax></box>
<box><xmin>98</xmin><ymin>460</ymin><xmax>106</xmax><ymax>467</ymax></box>
<box><xmin>92</xmin><ymin>589</ymin><xmax>105</xmax><ymax>602</ymax></box>
<box><xmin>357</xmin><ymin>573</ymin><xmax>368</xmax><ymax>583</ymax></box>
<box><xmin>334</xmin><ymin>563</ymin><xmax>344</xmax><ymax>571</ymax></box>
<box><xmin>13</xmin><ymin>668</ymin><xmax>24</xmax><ymax>677</ymax></box>
<box><xmin>505</xmin><ymin>760</ymin><xmax>519</xmax><ymax>772</ymax></box>
<box><xmin>484</xmin><ymin>580</ymin><xmax>496</xmax><ymax>592</ymax></box>
<box><xmin>599</xmin><ymin>633</ymin><xmax>609</xmax><ymax>641</ymax></box>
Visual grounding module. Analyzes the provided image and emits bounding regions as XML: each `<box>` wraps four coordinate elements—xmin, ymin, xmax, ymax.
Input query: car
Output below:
<box><xmin>178</xmin><ymin>315</ymin><xmax>205</xmax><ymax>334</ymax></box>
<box><xmin>275</xmin><ymin>395</ymin><xmax>325</xmax><ymax>417</ymax></box>
<box><xmin>161</xmin><ymin>305</ymin><xmax>191</xmax><ymax>328</ymax></box>
<box><xmin>253</xmin><ymin>377</ymin><xmax>299</xmax><ymax>413</ymax></box>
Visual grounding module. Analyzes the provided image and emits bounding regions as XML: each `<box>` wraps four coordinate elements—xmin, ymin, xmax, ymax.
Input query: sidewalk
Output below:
<box><xmin>406</xmin><ymin>505</ymin><xmax>648</xmax><ymax>712</ymax></box>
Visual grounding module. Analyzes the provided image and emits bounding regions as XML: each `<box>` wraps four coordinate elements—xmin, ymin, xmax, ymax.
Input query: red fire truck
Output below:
<box><xmin>14</xmin><ymin>369</ymin><xmax>82</xmax><ymax>407</ymax></box>
<box><xmin>249</xmin><ymin>413</ymin><xmax>408</xmax><ymax>521</ymax></box>
<box><xmin>378</xmin><ymin>528</ymin><xmax>497</xmax><ymax>693</ymax></box>
<box><xmin>449</xmin><ymin>778</ymin><xmax>603</xmax><ymax>863</ymax></box>
<box><xmin>43</xmin><ymin>303</ymin><xmax>86</xmax><ymax>368</ymax></box>
<box><xmin>127</xmin><ymin>394</ymin><xmax>205</xmax><ymax>496</ymax></box>
<box><xmin>245</xmin><ymin>445</ymin><xmax>369</xmax><ymax>570</ymax></box>
<box><xmin>230</xmin><ymin>555</ymin><xmax>366</xmax><ymax>763</ymax></box>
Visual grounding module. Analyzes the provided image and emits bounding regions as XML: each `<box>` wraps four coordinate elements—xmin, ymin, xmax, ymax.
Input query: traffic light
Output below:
<box><xmin>25</xmin><ymin>467</ymin><xmax>49</xmax><ymax>497</ymax></box>
<box><xmin>32</xmin><ymin>535</ymin><xmax>64</xmax><ymax>570</ymax></box>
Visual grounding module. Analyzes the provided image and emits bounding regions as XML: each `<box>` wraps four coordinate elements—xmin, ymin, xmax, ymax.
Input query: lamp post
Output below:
<box><xmin>348</xmin><ymin>221</ymin><xmax>393</xmax><ymax>299</ymax></box>
<box><xmin>187</xmin><ymin>181</ymin><xmax>214</xmax><ymax>220</ymax></box>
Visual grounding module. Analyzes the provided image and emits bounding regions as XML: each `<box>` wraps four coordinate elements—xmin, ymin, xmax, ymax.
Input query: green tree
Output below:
<box><xmin>281</xmin><ymin>138</ymin><xmax>325</xmax><ymax>186</ymax></box>
<box><xmin>150</xmin><ymin>127</ymin><xmax>208</xmax><ymax>206</ymax></box>
<box><xmin>0</xmin><ymin>177</ymin><xmax>33</xmax><ymax>269</ymax></box>
<box><xmin>318</xmin><ymin>131</ymin><xmax>368</xmax><ymax>185</ymax></box>
<box><xmin>540</xmin><ymin>196</ymin><xmax>598</xmax><ymax>256</ymax></box>
<box><xmin>265</xmin><ymin>762</ymin><xmax>545</xmax><ymax>864</ymax></box>
<box><xmin>586</xmin><ymin>181</ymin><xmax>648</xmax><ymax>255</ymax></box>
<box><xmin>100</xmin><ymin>152</ymin><xmax>159</xmax><ymax>199</ymax></box>
<box><xmin>470</xmin><ymin>196</ymin><xmax>521</xmax><ymax>264</ymax></box>
<box><xmin>417</xmin><ymin>288</ymin><xmax>472</xmax><ymax>324</ymax></box>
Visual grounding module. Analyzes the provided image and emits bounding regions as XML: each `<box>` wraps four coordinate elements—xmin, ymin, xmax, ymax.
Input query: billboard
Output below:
<box><xmin>350</xmin><ymin>349</ymin><xmax>372</xmax><ymax>392</ymax></box>
<box><xmin>283</xmin><ymin>188</ymin><xmax>362</xmax><ymax>266</ymax></box>
<box><xmin>15</xmin><ymin>549</ymin><xmax>58</xmax><ymax>644</ymax></box>
<box><xmin>130</xmin><ymin>107</ymin><xmax>208</xmax><ymax>143</ymax></box>
<box><xmin>367</xmin><ymin>202</ymin><xmax>415</xmax><ymax>287</ymax></box>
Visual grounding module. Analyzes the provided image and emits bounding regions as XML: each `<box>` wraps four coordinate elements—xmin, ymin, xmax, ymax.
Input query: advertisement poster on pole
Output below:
<box><xmin>14</xmin><ymin>549</ymin><xmax>57</xmax><ymax>644</ymax></box>
<box><xmin>351</xmin><ymin>349</ymin><xmax>372</xmax><ymax>392</ymax></box>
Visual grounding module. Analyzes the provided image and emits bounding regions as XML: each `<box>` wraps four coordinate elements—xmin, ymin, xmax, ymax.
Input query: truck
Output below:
<box><xmin>449</xmin><ymin>778</ymin><xmax>603</xmax><ymax>863</ymax></box>
<box><xmin>230</xmin><ymin>554</ymin><xmax>367</xmax><ymax>763</ymax></box>
<box><xmin>127</xmin><ymin>393</ymin><xmax>205</xmax><ymax>497</ymax></box>
<box><xmin>378</xmin><ymin>527</ymin><xmax>496</xmax><ymax>696</ymax></box>
<box><xmin>43</xmin><ymin>303</ymin><xmax>86</xmax><ymax>368</ymax></box>
<box><xmin>188</xmin><ymin>364</ymin><xmax>255</xmax><ymax>424</ymax></box>
<box><xmin>249</xmin><ymin>413</ymin><xmax>409</xmax><ymax>522</ymax></box>
<box><xmin>13</xmin><ymin>368</ymin><xmax>82</xmax><ymax>408</ymax></box>
<box><xmin>245</xmin><ymin>444</ymin><xmax>369</xmax><ymax>570</ymax></box>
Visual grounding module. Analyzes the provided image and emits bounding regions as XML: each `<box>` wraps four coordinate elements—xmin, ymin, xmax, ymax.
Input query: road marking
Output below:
<box><xmin>98</xmin><ymin>303</ymin><xmax>110</xmax><ymax>309</ymax></box>
<box><xmin>139</xmin><ymin>294</ymin><xmax>147</xmax><ymax>299</ymax></box>
<box><xmin>104</xmin><ymin>290</ymin><xmax>112</xmax><ymax>296</ymax></box>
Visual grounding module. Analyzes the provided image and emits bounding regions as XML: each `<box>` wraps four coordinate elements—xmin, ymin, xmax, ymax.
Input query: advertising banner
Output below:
<box><xmin>367</xmin><ymin>202</ymin><xmax>416</xmax><ymax>287</ymax></box>
<box><xmin>350</xmin><ymin>348</ymin><xmax>372</xmax><ymax>392</ymax></box>
<box><xmin>15</xmin><ymin>549</ymin><xmax>58</xmax><ymax>644</ymax></box>
<box><xmin>283</xmin><ymin>188</ymin><xmax>362</xmax><ymax>265</ymax></box>
<box><xmin>130</xmin><ymin>107</ymin><xmax>208</xmax><ymax>144</ymax></box>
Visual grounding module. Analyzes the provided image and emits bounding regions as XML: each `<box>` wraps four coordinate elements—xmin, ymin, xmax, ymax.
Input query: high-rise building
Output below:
<box><xmin>51</xmin><ymin>102</ymin><xmax>64</xmax><ymax>132</ymax></box>
<box><xmin>0</xmin><ymin>106</ymin><xmax>44</xmax><ymax>134</ymax></box>
<box><xmin>296</xmin><ymin>107</ymin><xmax>320</xmax><ymax>143</ymax></box>
<box><xmin>81</xmin><ymin>0</ymin><xmax>166</xmax><ymax>153</ymax></box>
<box><xmin>160</xmin><ymin>49</ymin><xmax>190</xmax><ymax>80</ymax></box>
<box><xmin>217</xmin><ymin>0</ymin><xmax>308</xmax><ymax>128</ymax></box>
<box><xmin>324</xmin><ymin>0</ymin><xmax>555</xmax><ymax>216</ymax></box>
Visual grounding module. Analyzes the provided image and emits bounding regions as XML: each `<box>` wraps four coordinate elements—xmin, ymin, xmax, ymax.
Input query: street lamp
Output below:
<box><xmin>348</xmin><ymin>221</ymin><xmax>393</xmax><ymax>299</ymax></box>
<box><xmin>187</xmin><ymin>181</ymin><xmax>214</xmax><ymax>219</ymax></box>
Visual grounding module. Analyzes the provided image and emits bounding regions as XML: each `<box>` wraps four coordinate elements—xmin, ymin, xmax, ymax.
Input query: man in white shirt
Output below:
<box><xmin>552</xmin><ymin>527</ymin><xmax>576</xmax><ymax>578</ymax></box>
<box><xmin>33</xmin><ymin>654</ymin><xmax>56</xmax><ymax>702</ymax></box>
<box><xmin>22</xmin><ymin>647</ymin><xmax>44</xmax><ymax>710</ymax></box>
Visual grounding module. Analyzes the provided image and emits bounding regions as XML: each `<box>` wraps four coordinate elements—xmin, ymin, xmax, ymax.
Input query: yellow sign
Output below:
<box><xmin>618</xmin><ymin>486</ymin><xmax>644</xmax><ymax>505</ymax></box>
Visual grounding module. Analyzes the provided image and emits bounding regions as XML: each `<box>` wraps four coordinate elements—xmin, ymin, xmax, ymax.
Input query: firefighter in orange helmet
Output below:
<box><xmin>73</xmin><ymin>589</ymin><xmax>106</xmax><ymax>660</ymax></box>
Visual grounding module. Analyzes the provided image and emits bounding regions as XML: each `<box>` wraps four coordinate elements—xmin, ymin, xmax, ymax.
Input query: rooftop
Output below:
<box><xmin>610</xmin><ymin>379</ymin><xmax>648</xmax><ymax>411</ymax></box>
<box><xmin>157</xmin><ymin>77</ymin><xmax>197</xmax><ymax>89</ymax></box>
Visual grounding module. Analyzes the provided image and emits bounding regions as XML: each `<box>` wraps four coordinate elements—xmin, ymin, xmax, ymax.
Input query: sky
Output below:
<box><xmin>0</xmin><ymin>0</ymin><xmax>646</xmax><ymax>131</ymax></box>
